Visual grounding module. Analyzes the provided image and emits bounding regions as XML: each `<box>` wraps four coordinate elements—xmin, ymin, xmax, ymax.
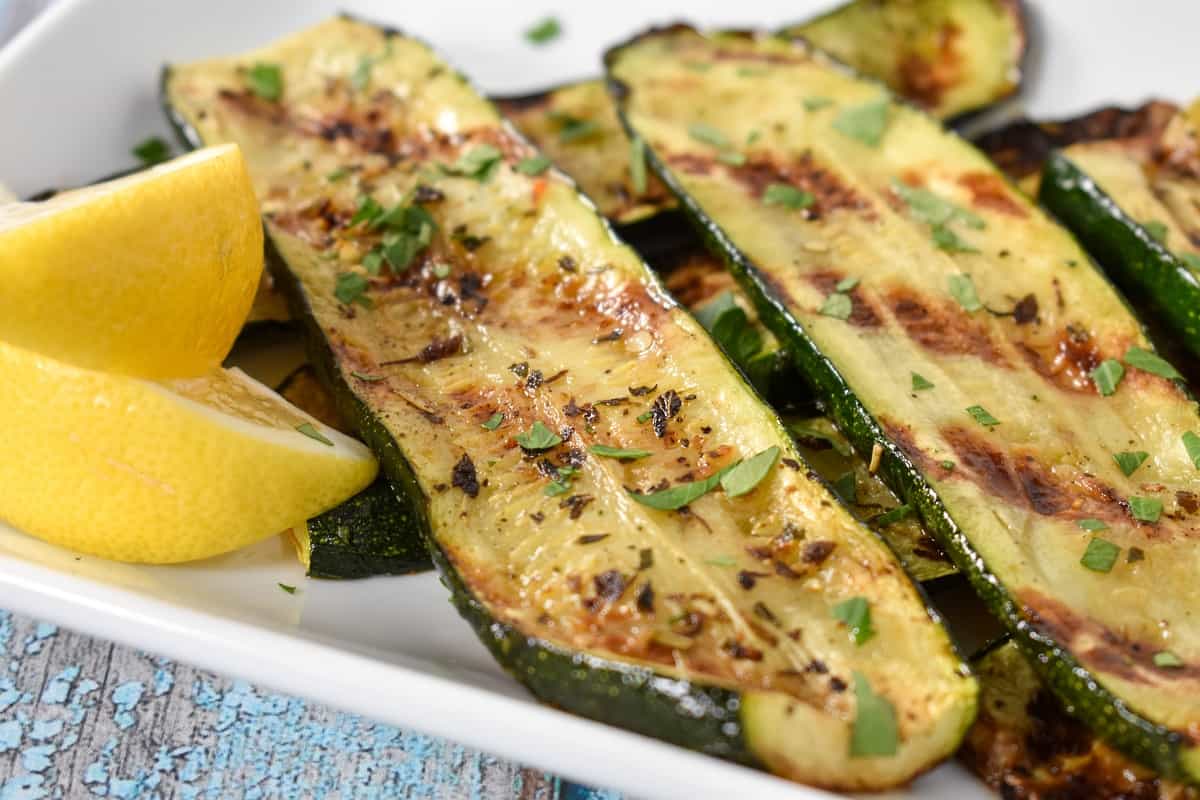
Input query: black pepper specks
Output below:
<box><xmin>451</xmin><ymin>453</ymin><xmax>479</xmax><ymax>498</ymax></box>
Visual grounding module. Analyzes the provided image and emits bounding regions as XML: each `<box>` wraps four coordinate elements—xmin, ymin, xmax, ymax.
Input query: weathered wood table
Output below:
<box><xmin>0</xmin><ymin>4</ymin><xmax>616</xmax><ymax>797</ymax></box>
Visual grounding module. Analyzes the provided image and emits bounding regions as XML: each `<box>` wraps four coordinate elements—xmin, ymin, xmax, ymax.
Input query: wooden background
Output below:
<box><xmin>0</xmin><ymin>4</ymin><xmax>618</xmax><ymax>797</ymax></box>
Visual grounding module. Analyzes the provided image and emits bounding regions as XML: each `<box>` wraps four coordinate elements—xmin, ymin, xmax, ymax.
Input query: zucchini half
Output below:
<box><xmin>608</xmin><ymin>26</ymin><xmax>1200</xmax><ymax>782</ymax></box>
<box><xmin>1039</xmin><ymin>103</ymin><xmax>1200</xmax><ymax>361</ymax></box>
<box><xmin>164</xmin><ymin>17</ymin><xmax>975</xmax><ymax>789</ymax></box>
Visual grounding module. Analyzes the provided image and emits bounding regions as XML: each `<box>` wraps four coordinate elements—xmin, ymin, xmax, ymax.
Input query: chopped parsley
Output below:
<box><xmin>350</xmin><ymin>41</ymin><xmax>392</xmax><ymax>90</ymax></box>
<box><xmin>326</xmin><ymin>167</ymin><xmax>352</xmax><ymax>182</ymax></box>
<box><xmin>833</xmin><ymin>597</ymin><xmax>874</xmax><ymax>645</ymax></box>
<box><xmin>687</xmin><ymin>122</ymin><xmax>729</xmax><ymax>148</ymax></box>
<box><xmin>1129</xmin><ymin>496</ymin><xmax>1163</xmax><ymax>523</ymax></box>
<box><xmin>278</xmin><ymin>583</ymin><xmax>297</xmax><ymax>595</ymax></box>
<box><xmin>836</xmin><ymin>276</ymin><xmax>860</xmax><ymax>292</ymax></box>
<box><xmin>1154</xmin><ymin>651</ymin><xmax>1184</xmax><ymax>669</ymax></box>
<box><xmin>717</xmin><ymin>151</ymin><xmax>746</xmax><ymax>166</ymax></box>
<box><xmin>819</xmin><ymin>292</ymin><xmax>853</xmax><ymax>320</ymax></box>
<box><xmin>911</xmin><ymin>372</ymin><xmax>935</xmax><ymax>391</ymax></box>
<box><xmin>1113</xmin><ymin>451</ymin><xmax>1149</xmax><ymax>477</ymax></box>
<box><xmin>1183</xmin><ymin>431</ymin><xmax>1200</xmax><ymax>469</ymax></box>
<box><xmin>693</xmin><ymin>292</ymin><xmax>768</xmax><ymax>389</ymax></box>
<box><xmin>1180</xmin><ymin>252</ymin><xmax>1200</xmax><ymax>271</ymax></box>
<box><xmin>1142</xmin><ymin>220</ymin><xmax>1169</xmax><ymax>244</ymax></box>
<box><xmin>432</xmin><ymin>262</ymin><xmax>452</xmax><ymax>279</ymax></box>
<box><xmin>524</xmin><ymin>16</ymin><xmax>561</xmax><ymax>44</ymax></box>
<box><xmin>543</xmin><ymin>465</ymin><xmax>579</xmax><ymax>496</ymax></box>
<box><xmin>515</xmin><ymin>421</ymin><xmax>562</xmax><ymax>451</ymax></box>
<box><xmin>295</xmin><ymin>422</ymin><xmax>334</xmax><ymax>446</ymax></box>
<box><xmin>803</xmin><ymin>96</ymin><xmax>833</xmax><ymax>111</ymax></box>
<box><xmin>629</xmin><ymin>136</ymin><xmax>648</xmax><ymax>195</ymax></box>
<box><xmin>481</xmin><ymin>412</ymin><xmax>504</xmax><ymax>431</ymax></box>
<box><xmin>1090</xmin><ymin>359</ymin><xmax>1125</xmax><ymax>396</ymax></box>
<box><xmin>333</xmin><ymin>272</ymin><xmax>372</xmax><ymax>308</ymax></box>
<box><xmin>833</xmin><ymin>471</ymin><xmax>857</xmax><ymax>503</ymax></box>
<box><xmin>1080</xmin><ymin>537</ymin><xmax>1120</xmax><ymax>572</ymax></box>
<box><xmin>350</xmin><ymin>195</ymin><xmax>385</xmax><ymax>227</ymax></box>
<box><xmin>246</xmin><ymin>62</ymin><xmax>283</xmax><ymax>101</ymax></box>
<box><xmin>850</xmin><ymin>672</ymin><xmax>898</xmax><ymax>757</ymax></box>
<box><xmin>1077</xmin><ymin>518</ymin><xmax>1108</xmax><ymax>532</ymax></box>
<box><xmin>763</xmin><ymin>183</ymin><xmax>814</xmax><ymax>210</ymax></box>
<box><xmin>933</xmin><ymin>225</ymin><xmax>978</xmax><ymax>253</ymax></box>
<box><xmin>705</xmin><ymin>555</ymin><xmax>737</xmax><ymax>567</ymax></box>
<box><xmin>720</xmin><ymin>446</ymin><xmax>780</xmax><ymax>497</ymax></box>
<box><xmin>549</xmin><ymin>112</ymin><xmax>599</xmax><ymax>144</ymax></box>
<box><xmin>966</xmin><ymin>405</ymin><xmax>1000</xmax><ymax>427</ymax></box>
<box><xmin>590</xmin><ymin>444</ymin><xmax>653</xmax><ymax>461</ymax></box>
<box><xmin>891</xmin><ymin>180</ymin><xmax>984</xmax><ymax>230</ymax></box>
<box><xmin>940</xmin><ymin>460</ymin><xmax>955</xmax><ymax>471</ymax></box>
<box><xmin>1124</xmin><ymin>346</ymin><xmax>1181</xmax><ymax>380</ymax></box>
<box><xmin>832</xmin><ymin>98</ymin><xmax>889</xmax><ymax>147</ymax></box>
<box><xmin>948</xmin><ymin>274</ymin><xmax>982</xmax><ymax>312</ymax></box>
<box><xmin>516</xmin><ymin>155</ymin><xmax>552</xmax><ymax>175</ymax></box>
<box><xmin>131</xmin><ymin>137</ymin><xmax>170</xmax><ymax>166</ymax></box>
<box><xmin>448</xmin><ymin>145</ymin><xmax>503</xmax><ymax>181</ymax></box>
<box><xmin>872</xmin><ymin>504</ymin><xmax>912</xmax><ymax>527</ymax></box>
<box><xmin>629</xmin><ymin>466</ymin><xmax>729</xmax><ymax>511</ymax></box>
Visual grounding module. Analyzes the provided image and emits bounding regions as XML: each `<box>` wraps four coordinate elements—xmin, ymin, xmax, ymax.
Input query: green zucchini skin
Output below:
<box><xmin>606</xmin><ymin>26</ymin><xmax>1196</xmax><ymax>782</ymax></box>
<box><xmin>301</xmin><ymin>477</ymin><xmax>431</xmax><ymax>579</ymax></box>
<box><xmin>1040</xmin><ymin>153</ymin><xmax>1200</xmax><ymax>360</ymax></box>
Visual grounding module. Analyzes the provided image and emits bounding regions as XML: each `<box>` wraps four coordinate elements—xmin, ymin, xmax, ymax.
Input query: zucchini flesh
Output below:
<box><xmin>164</xmin><ymin>17</ymin><xmax>975</xmax><ymax>789</ymax></box>
<box><xmin>782</xmin><ymin>0</ymin><xmax>1026</xmax><ymax>121</ymax></box>
<box><xmin>1040</xmin><ymin>117</ymin><xmax>1200</xmax><ymax>361</ymax></box>
<box><xmin>962</xmin><ymin>640</ymin><xmax>1198</xmax><ymax>799</ymax></box>
<box><xmin>608</xmin><ymin>26</ymin><xmax>1200</xmax><ymax>782</ymax></box>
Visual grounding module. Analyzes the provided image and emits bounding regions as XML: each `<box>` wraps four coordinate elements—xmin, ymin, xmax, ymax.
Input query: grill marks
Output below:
<box><xmin>1018</xmin><ymin>327</ymin><xmax>1107</xmax><ymax>394</ymax></box>
<box><xmin>731</xmin><ymin>152</ymin><xmax>876</xmax><ymax>221</ymax></box>
<box><xmin>884</xmin><ymin>286</ymin><xmax>1006</xmax><ymax>363</ymax></box>
<box><xmin>1021</xmin><ymin>589</ymin><xmax>1200</xmax><ymax>685</ymax></box>
<box><xmin>808</xmin><ymin>271</ymin><xmax>882</xmax><ymax>327</ymax></box>
<box><xmin>896</xmin><ymin>22</ymin><xmax>963</xmax><ymax>111</ymax></box>
<box><xmin>958</xmin><ymin>172</ymin><xmax>1028</xmax><ymax>218</ymax></box>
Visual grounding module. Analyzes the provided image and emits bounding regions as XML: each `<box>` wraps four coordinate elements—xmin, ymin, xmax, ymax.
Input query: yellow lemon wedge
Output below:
<box><xmin>0</xmin><ymin>338</ymin><xmax>378</xmax><ymax>563</ymax></box>
<box><xmin>0</xmin><ymin>144</ymin><xmax>263</xmax><ymax>378</ymax></box>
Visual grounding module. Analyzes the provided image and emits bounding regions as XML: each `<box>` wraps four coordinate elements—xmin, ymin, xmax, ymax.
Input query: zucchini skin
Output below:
<box><xmin>301</xmin><ymin>477</ymin><xmax>431</xmax><ymax>579</ymax></box>
<box><xmin>1040</xmin><ymin>153</ymin><xmax>1200</xmax><ymax>360</ymax></box>
<box><xmin>606</xmin><ymin>27</ymin><xmax>1193</xmax><ymax>782</ymax></box>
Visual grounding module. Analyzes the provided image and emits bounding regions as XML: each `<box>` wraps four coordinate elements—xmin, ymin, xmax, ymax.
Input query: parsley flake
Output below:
<box><xmin>549</xmin><ymin>112</ymin><xmax>599</xmax><ymax>144</ymax></box>
<box><xmin>590</xmin><ymin>444</ymin><xmax>653</xmax><ymax>461</ymax></box>
<box><xmin>836</xmin><ymin>276</ymin><xmax>860</xmax><ymax>292</ymax></box>
<box><xmin>833</xmin><ymin>98</ymin><xmax>889</xmax><ymax>147</ymax></box>
<box><xmin>763</xmin><ymin>183</ymin><xmax>814</xmax><ymax>210</ymax></box>
<box><xmin>1129</xmin><ymin>496</ymin><xmax>1163</xmax><ymax>523</ymax></box>
<box><xmin>872</xmin><ymin>504</ymin><xmax>912</xmax><ymax>527</ymax></box>
<box><xmin>629</xmin><ymin>136</ymin><xmax>648</xmax><ymax>195</ymax></box>
<box><xmin>720</xmin><ymin>446</ymin><xmax>780</xmax><ymax>497</ymax></box>
<box><xmin>803</xmin><ymin>96</ymin><xmax>833</xmax><ymax>111</ymax></box>
<box><xmin>911</xmin><ymin>372</ymin><xmax>934</xmax><ymax>391</ymax></box>
<box><xmin>515</xmin><ymin>421</ymin><xmax>562</xmax><ymax>451</ymax></box>
<box><xmin>948</xmin><ymin>274</ymin><xmax>982</xmax><ymax>311</ymax></box>
<box><xmin>1124</xmin><ymin>346</ymin><xmax>1181</xmax><ymax>380</ymax></box>
<box><xmin>1154</xmin><ymin>651</ymin><xmax>1184</xmax><ymax>669</ymax></box>
<box><xmin>449</xmin><ymin>145</ymin><xmax>503</xmax><ymax>181</ymax></box>
<box><xmin>524</xmin><ymin>16</ymin><xmax>561</xmax><ymax>44</ymax></box>
<box><xmin>819</xmin><ymin>292</ymin><xmax>853</xmax><ymax>320</ymax></box>
<box><xmin>295</xmin><ymin>423</ymin><xmax>334</xmax><ymax>446</ymax></box>
<box><xmin>1113</xmin><ymin>451</ymin><xmax>1149</xmax><ymax>477</ymax></box>
<box><xmin>1077</xmin><ymin>519</ymin><xmax>1108</xmax><ymax>531</ymax></box>
<box><xmin>1183</xmin><ymin>431</ymin><xmax>1200</xmax><ymax>469</ymax></box>
<box><xmin>350</xmin><ymin>195</ymin><xmax>385</xmax><ymax>227</ymax></box>
<box><xmin>717</xmin><ymin>151</ymin><xmax>747</xmax><ymax>166</ymax></box>
<box><xmin>966</xmin><ymin>405</ymin><xmax>1000</xmax><ymax>427</ymax></box>
<box><xmin>892</xmin><ymin>180</ymin><xmax>985</xmax><ymax>230</ymax></box>
<box><xmin>629</xmin><ymin>466</ymin><xmax>730</xmax><ymax>511</ymax></box>
<box><xmin>1180</xmin><ymin>252</ymin><xmax>1200</xmax><ymax>271</ymax></box>
<box><xmin>278</xmin><ymin>583</ymin><xmax>297</xmax><ymax>594</ymax></box>
<box><xmin>933</xmin><ymin>224</ymin><xmax>978</xmax><ymax>253</ymax></box>
<box><xmin>833</xmin><ymin>471</ymin><xmax>857</xmax><ymax>503</ymax></box>
<box><xmin>481</xmin><ymin>412</ymin><xmax>504</xmax><ymax>431</ymax></box>
<box><xmin>246</xmin><ymin>62</ymin><xmax>283</xmax><ymax>101</ymax></box>
<box><xmin>516</xmin><ymin>155</ymin><xmax>552</xmax><ymax>175</ymax></box>
<box><xmin>687</xmin><ymin>122</ymin><xmax>729</xmax><ymax>148</ymax></box>
<box><xmin>850</xmin><ymin>672</ymin><xmax>898</xmax><ymax>757</ymax></box>
<box><xmin>1091</xmin><ymin>359</ymin><xmax>1125</xmax><ymax>396</ymax></box>
<box><xmin>1143</xmin><ymin>220</ymin><xmax>1169</xmax><ymax>244</ymax></box>
<box><xmin>334</xmin><ymin>272</ymin><xmax>372</xmax><ymax>308</ymax></box>
<box><xmin>132</xmin><ymin>137</ymin><xmax>170</xmax><ymax>166</ymax></box>
<box><xmin>1080</xmin><ymin>537</ymin><xmax>1120</xmax><ymax>572</ymax></box>
<box><xmin>833</xmin><ymin>597</ymin><xmax>874</xmax><ymax>645</ymax></box>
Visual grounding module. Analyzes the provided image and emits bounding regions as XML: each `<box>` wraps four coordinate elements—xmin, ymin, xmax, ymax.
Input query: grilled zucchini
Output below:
<box><xmin>164</xmin><ymin>17</ymin><xmax>975</xmax><ymax>788</ymax></box>
<box><xmin>609</xmin><ymin>26</ymin><xmax>1200</xmax><ymax>782</ymax></box>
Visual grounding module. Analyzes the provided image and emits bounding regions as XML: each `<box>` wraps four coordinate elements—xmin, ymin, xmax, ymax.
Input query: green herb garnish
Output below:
<box><xmin>590</xmin><ymin>444</ymin><xmax>653</xmax><ymax>461</ymax></box>
<box><xmin>1154</xmin><ymin>651</ymin><xmax>1184</xmax><ymax>669</ymax></box>
<box><xmin>547</xmin><ymin>112</ymin><xmax>598</xmax><ymax>144</ymax></box>
<box><xmin>966</xmin><ymin>405</ymin><xmax>1000</xmax><ymax>427</ymax></box>
<box><xmin>933</xmin><ymin>225</ymin><xmax>979</xmax><ymax>253</ymax></box>
<box><xmin>835</xmin><ymin>276</ymin><xmax>860</xmax><ymax>292</ymax></box>
<box><xmin>1090</xmin><ymin>359</ymin><xmax>1124</xmax><ymax>396</ymax></box>
<box><xmin>629</xmin><ymin>136</ymin><xmax>647</xmax><ymax>195</ymax></box>
<box><xmin>543</xmin><ymin>465</ymin><xmax>579</xmax><ymax>496</ymax></box>
<box><xmin>1183</xmin><ymin>431</ymin><xmax>1200</xmax><ymax>469</ymax></box>
<box><xmin>720</xmin><ymin>446</ymin><xmax>780</xmax><ymax>497</ymax></box>
<box><xmin>515</xmin><ymin>421</ymin><xmax>562</xmax><ymax>451</ymax></box>
<box><xmin>334</xmin><ymin>272</ymin><xmax>372</xmax><ymax>308</ymax></box>
<box><xmin>832</xmin><ymin>98</ymin><xmax>889</xmax><ymax>147</ymax></box>
<box><xmin>1080</xmin><ymin>537</ymin><xmax>1120</xmax><ymax>572</ymax></box>
<box><xmin>850</xmin><ymin>672</ymin><xmax>898</xmax><ymax>757</ymax></box>
<box><xmin>872</xmin><ymin>504</ymin><xmax>912</xmax><ymax>527</ymax></box>
<box><xmin>350</xmin><ymin>195</ymin><xmax>385</xmax><ymax>227</ymax></box>
<box><xmin>1124</xmin><ymin>346</ymin><xmax>1181</xmax><ymax>380</ymax></box>
<box><xmin>278</xmin><ymin>583</ymin><xmax>297</xmax><ymax>594</ymax></box>
<box><xmin>1077</xmin><ymin>519</ymin><xmax>1108</xmax><ymax>531</ymax></box>
<box><xmin>246</xmin><ymin>62</ymin><xmax>283</xmax><ymax>101</ymax></box>
<box><xmin>717</xmin><ymin>151</ymin><xmax>746</xmax><ymax>166</ymax></box>
<box><xmin>1179</xmin><ymin>252</ymin><xmax>1200</xmax><ymax>271</ymax></box>
<box><xmin>693</xmin><ymin>292</ymin><xmax>766</xmax><ymax>380</ymax></box>
<box><xmin>819</xmin><ymin>292</ymin><xmax>853</xmax><ymax>320</ymax></box>
<box><xmin>833</xmin><ymin>471</ymin><xmax>857</xmax><ymax>503</ymax></box>
<box><xmin>891</xmin><ymin>180</ymin><xmax>984</xmax><ymax>230</ymax></box>
<box><xmin>1143</xmin><ymin>220</ymin><xmax>1169</xmax><ymax>244</ymax></box>
<box><xmin>350</xmin><ymin>41</ymin><xmax>393</xmax><ymax>90</ymax></box>
<box><xmin>1113</xmin><ymin>451</ymin><xmax>1149</xmax><ymax>477</ymax></box>
<box><xmin>704</xmin><ymin>555</ymin><xmax>737</xmax><ymax>567</ymax></box>
<box><xmin>295</xmin><ymin>423</ymin><xmax>334</xmax><ymax>446</ymax></box>
<box><xmin>911</xmin><ymin>373</ymin><xmax>935</xmax><ymax>391</ymax></box>
<box><xmin>351</xmin><ymin>371</ymin><xmax>385</xmax><ymax>382</ymax></box>
<box><xmin>948</xmin><ymin>274</ymin><xmax>982</xmax><ymax>311</ymax></box>
<box><xmin>326</xmin><ymin>167</ymin><xmax>352</xmax><ymax>182</ymax></box>
<box><xmin>524</xmin><ymin>16</ymin><xmax>561</xmax><ymax>44</ymax></box>
<box><xmin>1129</xmin><ymin>496</ymin><xmax>1163</xmax><ymax>523</ymax></box>
<box><xmin>687</xmin><ymin>122</ymin><xmax>729</xmax><ymax>148</ymax></box>
<box><xmin>482</xmin><ymin>412</ymin><xmax>504</xmax><ymax>431</ymax></box>
<box><xmin>803</xmin><ymin>96</ymin><xmax>833</xmax><ymax>111</ymax></box>
<box><xmin>833</xmin><ymin>597</ymin><xmax>874</xmax><ymax>645</ymax></box>
<box><xmin>432</xmin><ymin>262</ymin><xmax>452</xmax><ymax>279</ymax></box>
<box><xmin>516</xmin><ymin>155</ymin><xmax>552</xmax><ymax>175</ymax></box>
<box><xmin>630</xmin><ymin>469</ymin><xmax>727</xmax><ymax>511</ymax></box>
<box><xmin>763</xmin><ymin>183</ymin><xmax>814</xmax><ymax>210</ymax></box>
<box><xmin>940</xmin><ymin>460</ymin><xmax>955</xmax><ymax>471</ymax></box>
<box><xmin>131</xmin><ymin>137</ymin><xmax>170</xmax><ymax>166</ymax></box>
<box><xmin>449</xmin><ymin>145</ymin><xmax>503</xmax><ymax>181</ymax></box>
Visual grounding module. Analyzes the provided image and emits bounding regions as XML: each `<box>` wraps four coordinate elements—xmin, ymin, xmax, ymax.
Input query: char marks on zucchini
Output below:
<box><xmin>164</xmin><ymin>17</ymin><xmax>974</xmax><ymax>790</ymax></box>
<box><xmin>608</xmin><ymin>25</ymin><xmax>1200</xmax><ymax>783</ymax></box>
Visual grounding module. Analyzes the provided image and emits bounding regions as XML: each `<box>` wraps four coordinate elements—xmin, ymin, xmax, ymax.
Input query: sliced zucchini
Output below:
<box><xmin>164</xmin><ymin>17</ymin><xmax>975</xmax><ymax>789</ymax></box>
<box><xmin>781</xmin><ymin>0</ymin><xmax>1026</xmax><ymax>120</ymax></box>
<box><xmin>1039</xmin><ymin>106</ymin><xmax>1200</xmax><ymax>361</ymax></box>
<box><xmin>963</xmin><ymin>639</ymin><xmax>1197</xmax><ymax>799</ymax></box>
<box><xmin>609</xmin><ymin>26</ymin><xmax>1200</xmax><ymax>782</ymax></box>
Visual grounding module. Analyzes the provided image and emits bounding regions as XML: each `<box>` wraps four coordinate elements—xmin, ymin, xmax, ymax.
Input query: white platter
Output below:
<box><xmin>0</xmin><ymin>1</ymin><xmax>1195</xmax><ymax>797</ymax></box>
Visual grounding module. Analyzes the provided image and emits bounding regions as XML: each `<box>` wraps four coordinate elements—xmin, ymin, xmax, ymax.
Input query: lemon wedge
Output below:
<box><xmin>0</xmin><ymin>338</ymin><xmax>378</xmax><ymax>563</ymax></box>
<box><xmin>0</xmin><ymin>144</ymin><xmax>262</xmax><ymax>378</ymax></box>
